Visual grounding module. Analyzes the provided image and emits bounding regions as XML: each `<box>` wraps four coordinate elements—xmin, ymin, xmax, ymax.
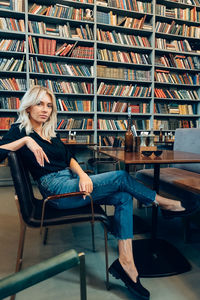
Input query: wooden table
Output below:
<box><xmin>98</xmin><ymin>148</ymin><xmax>200</xmax><ymax>277</ymax></box>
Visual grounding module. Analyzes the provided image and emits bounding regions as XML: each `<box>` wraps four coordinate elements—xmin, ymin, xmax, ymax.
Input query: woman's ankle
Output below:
<box><xmin>155</xmin><ymin>195</ymin><xmax>185</xmax><ymax>211</ymax></box>
<box><xmin>119</xmin><ymin>258</ymin><xmax>138</xmax><ymax>282</ymax></box>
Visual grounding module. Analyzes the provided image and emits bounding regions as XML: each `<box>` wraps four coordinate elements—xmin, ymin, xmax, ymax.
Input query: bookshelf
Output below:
<box><xmin>0</xmin><ymin>0</ymin><xmax>199</xmax><ymax>146</ymax></box>
<box><xmin>154</xmin><ymin>0</ymin><xmax>200</xmax><ymax>137</ymax></box>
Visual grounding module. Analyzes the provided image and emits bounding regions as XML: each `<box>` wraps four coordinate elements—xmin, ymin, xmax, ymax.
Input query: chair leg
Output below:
<box><xmin>104</xmin><ymin>226</ymin><xmax>110</xmax><ymax>290</ymax></box>
<box><xmin>10</xmin><ymin>221</ymin><xmax>27</xmax><ymax>300</ymax></box>
<box><xmin>43</xmin><ymin>227</ymin><xmax>49</xmax><ymax>245</ymax></box>
<box><xmin>79</xmin><ymin>253</ymin><xmax>87</xmax><ymax>300</ymax></box>
<box><xmin>90</xmin><ymin>222</ymin><xmax>95</xmax><ymax>252</ymax></box>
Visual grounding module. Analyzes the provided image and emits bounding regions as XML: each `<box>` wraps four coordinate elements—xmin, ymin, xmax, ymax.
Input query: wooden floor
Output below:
<box><xmin>0</xmin><ymin>186</ymin><xmax>200</xmax><ymax>300</ymax></box>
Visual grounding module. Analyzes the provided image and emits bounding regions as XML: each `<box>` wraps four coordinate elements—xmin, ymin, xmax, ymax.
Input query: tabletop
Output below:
<box><xmin>98</xmin><ymin>149</ymin><xmax>200</xmax><ymax>165</ymax></box>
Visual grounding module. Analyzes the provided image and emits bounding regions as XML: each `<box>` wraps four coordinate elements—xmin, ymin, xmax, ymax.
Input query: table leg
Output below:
<box><xmin>132</xmin><ymin>163</ymin><xmax>191</xmax><ymax>277</ymax></box>
<box><xmin>151</xmin><ymin>164</ymin><xmax>160</xmax><ymax>241</ymax></box>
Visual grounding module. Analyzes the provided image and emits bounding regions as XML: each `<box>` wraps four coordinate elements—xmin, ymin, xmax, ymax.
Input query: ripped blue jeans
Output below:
<box><xmin>37</xmin><ymin>170</ymin><xmax>156</xmax><ymax>240</ymax></box>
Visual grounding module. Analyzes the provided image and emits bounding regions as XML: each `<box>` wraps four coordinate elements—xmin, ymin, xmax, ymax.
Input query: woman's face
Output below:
<box><xmin>27</xmin><ymin>93</ymin><xmax>53</xmax><ymax>127</ymax></box>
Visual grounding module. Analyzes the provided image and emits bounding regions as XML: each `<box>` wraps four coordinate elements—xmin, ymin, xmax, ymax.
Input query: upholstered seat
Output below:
<box><xmin>136</xmin><ymin>167</ymin><xmax>200</xmax><ymax>201</ymax></box>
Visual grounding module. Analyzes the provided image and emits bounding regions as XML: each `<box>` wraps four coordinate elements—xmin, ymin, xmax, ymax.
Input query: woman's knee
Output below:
<box><xmin>116</xmin><ymin>192</ymin><xmax>133</xmax><ymax>209</ymax></box>
<box><xmin>114</xmin><ymin>170</ymin><xmax>128</xmax><ymax>182</ymax></box>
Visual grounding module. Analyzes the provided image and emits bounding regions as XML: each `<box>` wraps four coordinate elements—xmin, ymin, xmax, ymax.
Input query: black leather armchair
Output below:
<box><xmin>8</xmin><ymin>152</ymin><xmax>110</xmax><ymax>300</ymax></box>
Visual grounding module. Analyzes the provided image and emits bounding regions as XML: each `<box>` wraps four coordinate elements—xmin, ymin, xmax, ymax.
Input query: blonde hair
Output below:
<box><xmin>17</xmin><ymin>85</ymin><xmax>57</xmax><ymax>139</ymax></box>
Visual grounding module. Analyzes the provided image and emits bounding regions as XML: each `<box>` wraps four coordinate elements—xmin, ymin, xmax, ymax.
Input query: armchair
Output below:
<box><xmin>7</xmin><ymin>152</ymin><xmax>110</xmax><ymax>300</ymax></box>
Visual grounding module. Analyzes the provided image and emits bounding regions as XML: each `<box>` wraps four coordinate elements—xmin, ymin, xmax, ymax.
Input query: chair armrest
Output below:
<box><xmin>46</xmin><ymin>191</ymin><xmax>88</xmax><ymax>201</ymax></box>
<box><xmin>40</xmin><ymin>191</ymin><xmax>95</xmax><ymax>233</ymax></box>
<box><xmin>0</xmin><ymin>250</ymin><xmax>86</xmax><ymax>300</ymax></box>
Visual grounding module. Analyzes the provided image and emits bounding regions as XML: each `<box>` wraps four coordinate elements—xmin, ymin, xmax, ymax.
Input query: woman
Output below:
<box><xmin>0</xmin><ymin>86</ymin><xmax>196</xmax><ymax>300</ymax></box>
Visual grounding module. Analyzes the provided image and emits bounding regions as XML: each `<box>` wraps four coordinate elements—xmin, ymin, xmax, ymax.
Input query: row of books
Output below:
<box><xmin>61</xmin><ymin>134</ymin><xmax>93</xmax><ymax>144</ymax></box>
<box><xmin>30</xmin><ymin>79</ymin><xmax>93</xmax><ymax>95</ymax></box>
<box><xmin>0</xmin><ymin>117</ymin><xmax>15</xmax><ymax>129</ymax></box>
<box><xmin>97</xmin><ymin>0</ymin><xmax>153</xmax><ymax>13</ymax></box>
<box><xmin>155</xmin><ymin>54</ymin><xmax>200</xmax><ymax>70</ymax></box>
<box><xmin>0</xmin><ymin>78</ymin><xmax>26</xmax><ymax>90</ymax></box>
<box><xmin>29</xmin><ymin>3</ymin><xmax>92</xmax><ymax>21</ymax></box>
<box><xmin>97</xmin><ymin>83</ymin><xmax>152</xmax><ymax>97</ymax></box>
<box><xmin>0</xmin><ymin>0</ymin><xmax>24</xmax><ymax>12</ymax></box>
<box><xmin>98</xmin><ymin>118</ymin><xmax>150</xmax><ymax>130</ymax></box>
<box><xmin>98</xmin><ymin>101</ymin><xmax>127</xmax><ymax>113</ymax></box>
<box><xmin>154</xmin><ymin>88</ymin><xmax>199</xmax><ymax>100</ymax></box>
<box><xmin>29</xmin><ymin>58</ymin><xmax>93</xmax><ymax>77</ymax></box>
<box><xmin>153</xmin><ymin>119</ymin><xmax>196</xmax><ymax>130</ymax></box>
<box><xmin>155</xmin><ymin>38</ymin><xmax>196</xmax><ymax>52</ymax></box>
<box><xmin>98</xmin><ymin>119</ymin><xmax>127</xmax><ymax>130</ymax></box>
<box><xmin>0</xmin><ymin>18</ymin><xmax>25</xmax><ymax>32</ymax></box>
<box><xmin>155</xmin><ymin>21</ymin><xmax>200</xmax><ymax>38</ymax></box>
<box><xmin>97</xmin><ymin>66</ymin><xmax>151</xmax><ymax>81</ymax></box>
<box><xmin>0</xmin><ymin>39</ymin><xmax>25</xmax><ymax>52</ymax></box>
<box><xmin>28</xmin><ymin>21</ymin><xmax>94</xmax><ymax>40</ymax></box>
<box><xmin>28</xmin><ymin>37</ymin><xmax>94</xmax><ymax>59</ymax></box>
<box><xmin>4</xmin><ymin>59</ymin><xmax>23</xmax><ymax>75</ymax></box>
<box><xmin>154</xmin><ymin>70</ymin><xmax>200</xmax><ymax>85</ymax></box>
<box><xmin>156</xmin><ymin>5</ymin><xmax>200</xmax><ymax>22</ymax></box>
<box><xmin>56</xmin><ymin>98</ymin><xmax>93</xmax><ymax>112</ymax></box>
<box><xmin>0</xmin><ymin>97</ymin><xmax>20</xmax><ymax>109</ymax></box>
<box><xmin>73</xmin><ymin>0</ymin><xmax>93</xmax><ymax>2</ymax></box>
<box><xmin>97</xmin><ymin>49</ymin><xmax>151</xmax><ymax>65</ymax></box>
<box><xmin>169</xmin><ymin>0</ymin><xmax>200</xmax><ymax>5</ymax></box>
<box><xmin>67</xmin><ymin>46</ymin><xmax>94</xmax><ymax>59</ymax></box>
<box><xmin>72</xmin><ymin>0</ymin><xmax>94</xmax><ymax>2</ymax></box>
<box><xmin>97</xmin><ymin>29</ymin><xmax>151</xmax><ymax>47</ymax></box>
<box><xmin>57</xmin><ymin>118</ymin><xmax>93</xmax><ymax>130</ymax></box>
<box><xmin>98</xmin><ymin>101</ymin><xmax>150</xmax><ymax>113</ymax></box>
<box><xmin>0</xmin><ymin>57</ymin><xmax>25</xmax><ymax>72</ymax></box>
<box><xmin>98</xmin><ymin>135</ymin><xmax>123</xmax><ymax>147</ymax></box>
<box><xmin>97</xmin><ymin>12</ymin><xmax>151</xmax><ymax>30</ymax></box>
<box><xmin>0</xmin><ymin>81</ymin><xmax>197</xmax><ymax>101</ymax></box>
<box><xmin>155</xmin><ymin>103</ymin><xmax>195</xmax><ymax>115</ymax></box>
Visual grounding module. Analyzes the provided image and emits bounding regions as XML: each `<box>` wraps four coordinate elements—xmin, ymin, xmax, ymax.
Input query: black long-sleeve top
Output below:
<box><xmin>0</xmin><ymin>123</ymin><xmax>75</xmax><ymax>181</ymax></box>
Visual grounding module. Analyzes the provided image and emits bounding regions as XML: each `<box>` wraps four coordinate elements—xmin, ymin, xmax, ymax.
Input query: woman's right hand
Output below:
<box><xmin>25</xmin><ymin>137</ymin><xmax>49</xmax><ymax>167</ymax></box>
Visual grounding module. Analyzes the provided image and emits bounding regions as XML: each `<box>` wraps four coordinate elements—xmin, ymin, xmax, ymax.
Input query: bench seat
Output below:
<box><xmin>136</xmin><ymin>167</ymin><xmax>200</xmax><ymax>202</ymax></box>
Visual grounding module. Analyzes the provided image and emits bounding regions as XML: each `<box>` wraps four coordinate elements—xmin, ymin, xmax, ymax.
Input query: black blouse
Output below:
<box><xmin>0</xmin><ymin>123</ymin><xmax>75</xmax><ymax>180</ymax></box>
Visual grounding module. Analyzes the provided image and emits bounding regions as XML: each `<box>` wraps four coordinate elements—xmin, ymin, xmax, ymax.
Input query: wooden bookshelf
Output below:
<box><xmin>0</xmin><ymin>0</ymin><xmax>199</xmax><ymax>146</ymax></box>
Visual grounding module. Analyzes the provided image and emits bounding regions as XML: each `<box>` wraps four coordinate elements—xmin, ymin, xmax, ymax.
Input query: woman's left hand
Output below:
<box><xmin>79</xmin><ymin>172</ymin><xmax>93</xmax><ymax>197</ymax></box>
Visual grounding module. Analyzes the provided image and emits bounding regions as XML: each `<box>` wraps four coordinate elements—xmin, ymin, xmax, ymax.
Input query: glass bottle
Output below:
<box><xmin>125</xmin><ymin>107</ymin><xmax>133</xmax><ymax>152</ymax></box>
<box><xmin>159</xmin><ymin>128</ymin><xmax>163</xmax><ymax>142</ymax></box>
<box><xmin>149</xmin><ymin>129</ymin><xmax>155</xmax><ymax>147</ymax></box>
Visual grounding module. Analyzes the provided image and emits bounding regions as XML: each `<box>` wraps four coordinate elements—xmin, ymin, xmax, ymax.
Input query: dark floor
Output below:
<box><xmin>0</xmin><ymin>186</ymin><xmax>200</xmax><ymax>300</ymax></box>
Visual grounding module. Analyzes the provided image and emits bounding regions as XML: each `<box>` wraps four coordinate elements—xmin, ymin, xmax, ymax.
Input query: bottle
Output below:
<box><xmin>125</xmin><ymin>107</ymin><xmax>133</xmax><ymax>152</ymax></box>
<box><xmin>159</xmin><ymin>128</ymin><xmax>163</xmax><ymax>142</ymax></box>
<box><xmin>149</xmin><ymin>129</ymin><xmax>155</xmax><ymax>147</ymax></box>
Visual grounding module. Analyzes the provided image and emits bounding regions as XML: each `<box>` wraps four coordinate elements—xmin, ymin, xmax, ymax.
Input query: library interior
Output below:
<box><xmin>0</xmin><ymin>0</ymin><xmax>200</xmax><ymax>299</ymax></box>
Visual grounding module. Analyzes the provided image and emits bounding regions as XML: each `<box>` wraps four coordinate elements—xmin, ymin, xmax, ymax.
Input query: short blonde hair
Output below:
<box><xmin>17</xmin><ymin>85</ymin><xmax>57</xmax><ymax>139</ymax></box>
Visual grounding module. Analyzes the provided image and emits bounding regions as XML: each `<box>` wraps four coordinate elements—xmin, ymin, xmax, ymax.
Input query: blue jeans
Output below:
<box><xmin>37</xmin><ymin>170</ymin><xmax>156</xmax><ymax>240</ymax></box>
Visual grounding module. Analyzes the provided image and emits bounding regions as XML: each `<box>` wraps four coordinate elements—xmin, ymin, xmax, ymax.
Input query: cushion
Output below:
<box><xmin>173</xmin><ymin>128</ymin><xmax>200</xmax><ymax>173</ymax></box>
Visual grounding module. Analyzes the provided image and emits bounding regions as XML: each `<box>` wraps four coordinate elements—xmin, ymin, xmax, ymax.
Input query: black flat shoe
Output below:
<box><xmin>161</xmin><ymin>198</ymin><xmax>200</xmax><ymax>219</ymax></box>
<box><xmin>108</xmin><ymin>259</ymin><xmax>150</xmax><ymax>300</ymax></box>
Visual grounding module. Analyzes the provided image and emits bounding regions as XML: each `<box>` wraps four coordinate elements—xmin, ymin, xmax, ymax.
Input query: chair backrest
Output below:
<box><xmin>174</xmin><ymin>128</ymin><xmax>200</xmax><ymax>173</ymax></box>
<box><xmin>8</xmin><ymin>151</ymin><xmax>35</xmax><ymax>224</ymax></box>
